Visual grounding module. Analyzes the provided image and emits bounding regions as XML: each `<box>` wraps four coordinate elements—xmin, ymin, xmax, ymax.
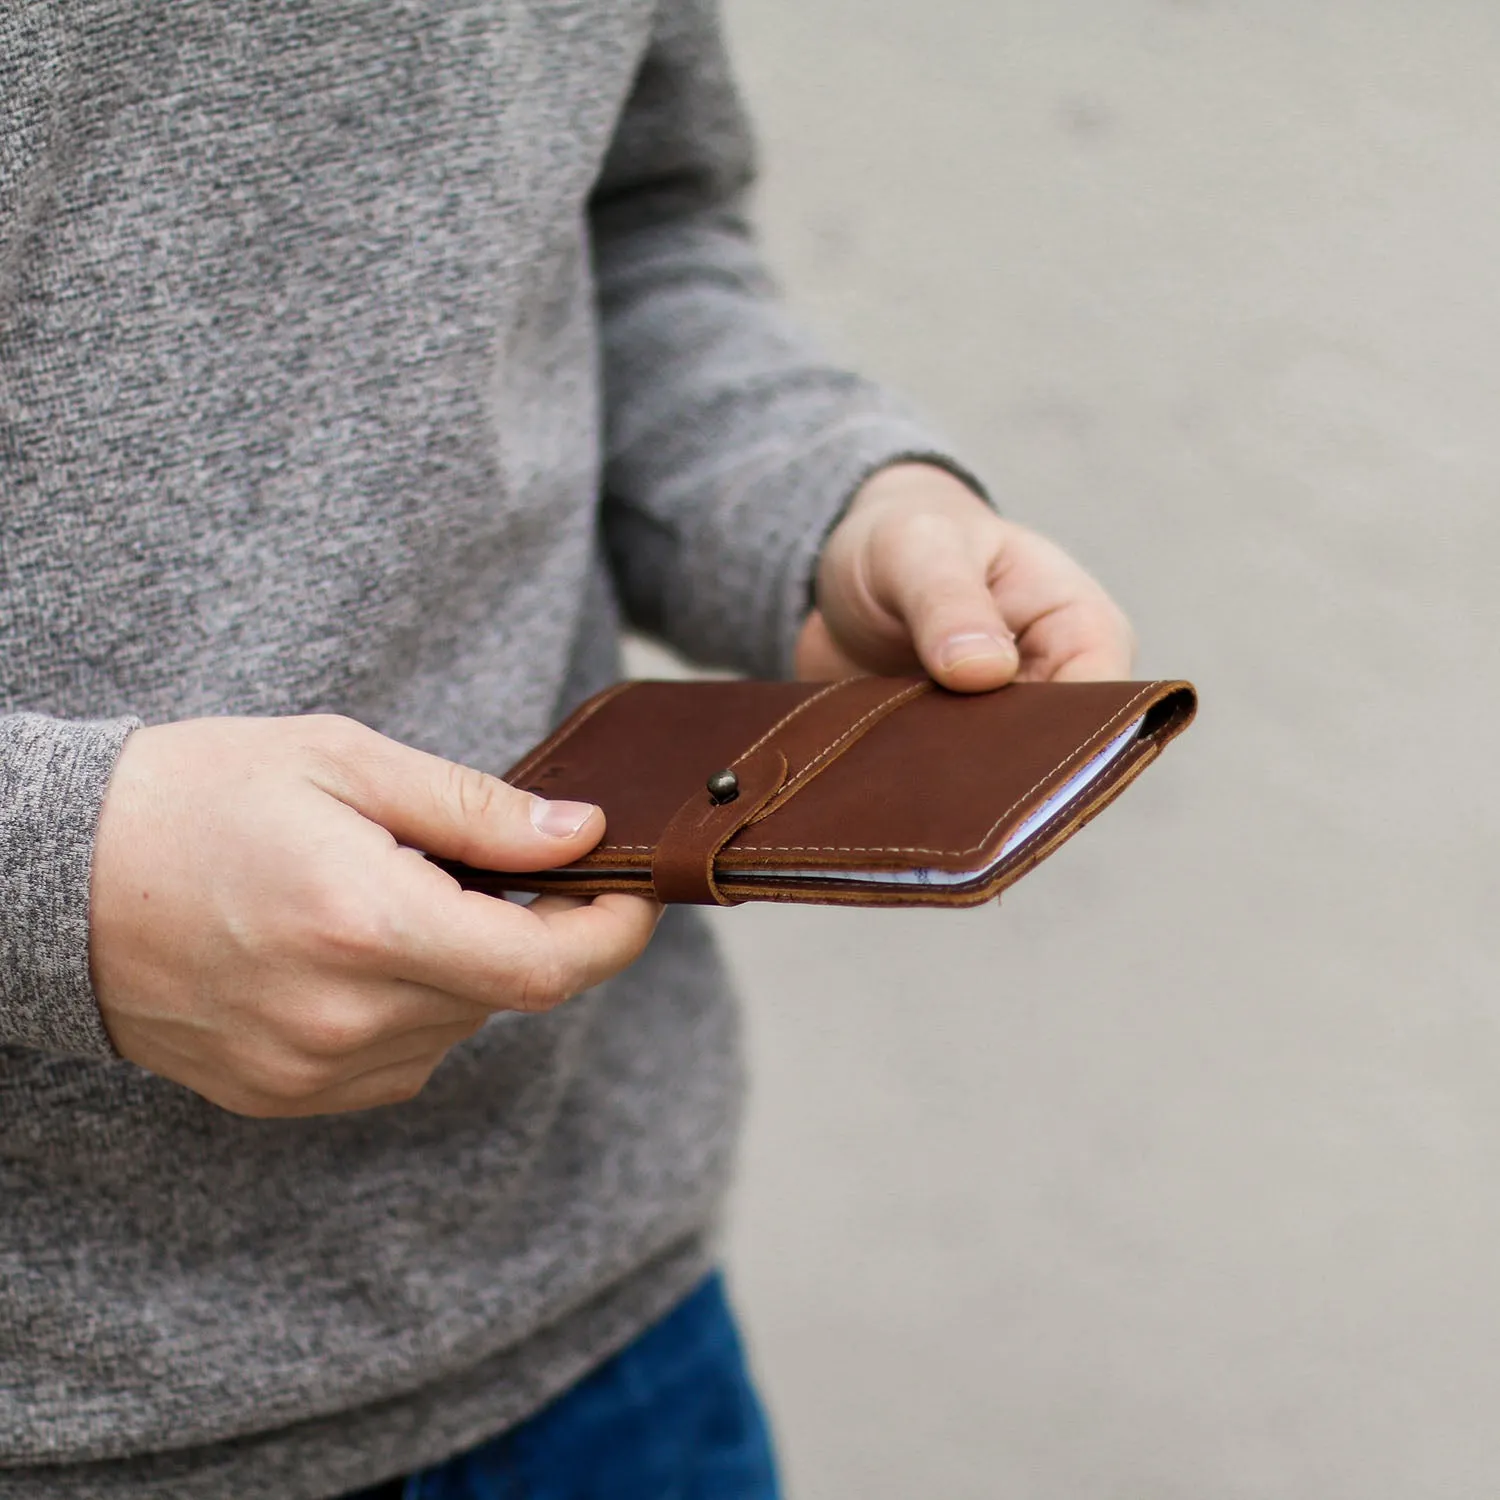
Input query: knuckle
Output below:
<box><xmin>302</xmin><ymin>888</ymin><xmax>396</xmax><ymax>968</ymax></box>
<box><xmin>887</xmin><ymin>506</ymin><xmax>949</xmax><ymax>540</ymax></box>
<box><xmin>245</xmin><ymin>1051</ymin><xmax>338</xmax><ymax>1105</ymax></box>
<box><xmin>513</xmin><ymin>945</ymin><xmax>569</xmax><ymax>1013</ymax></box>
<box><xmin>297</xmin><ymin>715</ymin><xmax>389</xmax><ymax>804</ymax></box>
<box><xmin>304</xmin><ymin>713</ymin><xmax>368</xmax><ymax>754</ymax></box>
<box><xmin>291</xmin><ymin>1002</ymin><xmax>386</xmax><ymax>1059</ymax></box>
<box><xmin>875</xmin><ymin>508</ymin><xmax>952</xmax><ymax>562</ymax></box>
<box><xmin>298</xmin><ymin>714</ymin><xmax>372</xmax><ymax>775</ymax></box>
<box><xmin>443</xmin><ymin>760</ymin><xmax>511</xmax><ymax>827</ymax></box>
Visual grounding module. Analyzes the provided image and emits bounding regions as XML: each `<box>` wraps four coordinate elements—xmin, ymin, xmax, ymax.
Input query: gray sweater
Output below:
<box><xmin>0</xmin><ymin>3</ymin><xmax>962</xmax><ymax>1495</ymax></box>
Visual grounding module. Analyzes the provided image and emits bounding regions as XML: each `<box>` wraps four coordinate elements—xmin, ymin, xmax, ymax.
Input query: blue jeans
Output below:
<box><xmin>345</xmin><ymin>1275</ymin><xmax>781</xmax><ymax>1500</ymax></box>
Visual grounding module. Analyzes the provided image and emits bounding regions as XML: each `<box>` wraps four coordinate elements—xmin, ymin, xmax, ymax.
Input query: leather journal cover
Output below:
<box><xmin>444</xmin><ymin>676</ymin><xmax>1196</xmax><ymax>909</ymax></box>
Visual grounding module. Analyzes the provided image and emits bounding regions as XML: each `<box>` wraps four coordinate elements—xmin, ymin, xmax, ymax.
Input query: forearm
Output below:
<box><xmin>592</xmin><ymin>0</ymin><xmax>980</xmax><ymax>676</ymax></box>
<box><xmin>599</xmin><ymin>219</ymin><xmax>966</xmax><ymax>673</ymax></box>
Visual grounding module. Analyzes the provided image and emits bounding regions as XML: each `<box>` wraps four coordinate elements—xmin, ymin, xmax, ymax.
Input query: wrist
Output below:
<box><xmin>846</xmin><ymin>461</ymin><xmax>992</xmax><ymax>524</ymax></box>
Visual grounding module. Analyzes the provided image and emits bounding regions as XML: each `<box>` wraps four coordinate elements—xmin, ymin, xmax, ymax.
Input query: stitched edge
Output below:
<box><xmin>736</xmin><ymin>683</ymin><xmax>1161</xmax><ymax>859</ymax></box>
<box><xmin>748</xmin><ymin>679</ymin><xmax>930</xmax><ymax>821</ymax></box>
<box><xmin>506</xmin><ymin>680</ymin><xmax>636</xmax><ymax>788</ymax></box>
<box><xmin>731</xmin><ymin>679</ymin><xmax>851</xmax><ymax>765</ymax></box>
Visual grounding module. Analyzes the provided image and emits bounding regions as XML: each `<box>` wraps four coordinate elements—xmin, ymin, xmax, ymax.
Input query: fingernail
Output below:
<box><xmin>939</xmin><ymin>631</ymin><xmax>1016</xmax><ymax>671</ymax></box>
<box><xmin>530</xmin><ymin>797</ymin><xmax>597</xmax><ymax>839</ymax></box>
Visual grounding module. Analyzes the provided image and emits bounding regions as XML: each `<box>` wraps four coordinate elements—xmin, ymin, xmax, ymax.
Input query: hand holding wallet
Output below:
<box><xmin>442</xmin><ymin>675</ymin><xmax>1196</xmax><ymax>908</ymax></box>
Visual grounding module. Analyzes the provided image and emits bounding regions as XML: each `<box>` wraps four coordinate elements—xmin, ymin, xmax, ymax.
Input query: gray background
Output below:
<box><xmin>642</xmin><ymin>1</ymin><xmax>1500</xmax><ymax>1496</ymax></box>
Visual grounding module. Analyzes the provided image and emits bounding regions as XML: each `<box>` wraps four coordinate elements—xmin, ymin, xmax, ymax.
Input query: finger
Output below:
<box><xmin>279</xmin><ymin>980</ymin><xmax>493</xmax><ymax>1058</ymax></box>
<box><xmin>319</xmin><ymin>1056</ymin><xmax>446</xmax><ymax>1114</ymax></box>
<box><xmin>305</xmin><ymin>719</ymin><xmax>606</xmax><ymax>872</ymax></box>
<box><xmin>280</xmin><ymin>1016</ymin><xmax>484</xmax><ymax>1095</ymax></box>
<box><xmin>527</xmin><ymin>893</ymin><xmax>664</xmax><ymax>999</ymax></box>
<box><xmin>180</xmin><ymin>1014</ymin><xmax>479</xmax><ymax>1120</ymax></box>
<box><xmin>335</xmin><ymin>1016</ymin><xmax>485</xmax><ymax>1075</ymax></box>
<box><xmin>231</xmin><ymin>1056</ymin><xmax>447</xmax><ymax>1119</ymax></box>
<box><xmin>987</xmin><ymin>528</ymin><xmax>1136</xmax><ymax>684</ymax></box>
<box><xmin>524</xmin><ymin>892</ymin><xmax>591</xmax><ymax>918</ymax></box>
<box><xmin>865</xmin><ymin>513</ymin><xmax>1019</xmax><ymax>693</ymax></box>
<box><xmin>1008</xmin><ymin>598</ymin><xmax>1136</xmax><ymax>684</ymax></box>
<box><xmin>385</xmin><ymin>857</ymin><xmax>661</xmax><ymax>1012</ymax></box>
<box><xmin>1043</xmin><ymin>636</ymin><xmax>1138</xmax><ymax>683</ymax></box>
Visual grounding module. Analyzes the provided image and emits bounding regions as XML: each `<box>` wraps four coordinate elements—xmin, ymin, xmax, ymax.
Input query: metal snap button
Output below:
<box><xmin>706</xmin><ymin>769</ymin><xmax>740</xmax><ymax>805</ymax></box>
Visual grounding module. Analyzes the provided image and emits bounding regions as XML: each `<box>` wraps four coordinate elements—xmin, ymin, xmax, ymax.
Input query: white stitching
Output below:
<box><xmin>731</xmin><ymin>679</ymin><xmax>850</xmax><ymax>765</ymax></box>
<box><xmin>594</xmin><ymin>683</ymin><xmax>1162</xmax><ymax>859</ymax></box>
<box><xmin>596</xmin><ymin>680</ymin><xmax>913</xmax><ymax>850</ymax></box>
<box><xmin>753</xmin><ymin>680</ymin><xmax>929</xmax><ymax>814</ymax></box>
<box><xmin>736</xmin><ymin>684</ymin><xmax>1159</xmax><ymax>857</ymax></box>
<box><xmin>592</xmin><ymin>681</ymin><xmax>850</xmax><ymax>853</ymax></box>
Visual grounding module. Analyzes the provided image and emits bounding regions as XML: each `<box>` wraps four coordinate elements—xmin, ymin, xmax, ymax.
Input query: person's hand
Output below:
<box><xmin>797</xmin><ymin>463</ymin><xmax>1136</xmax><ymax>689</ymax></box>
<box><xmin>90</xmin><ymin>716</ymin><xmax>660</xmax><ymax>1119</ymax></box>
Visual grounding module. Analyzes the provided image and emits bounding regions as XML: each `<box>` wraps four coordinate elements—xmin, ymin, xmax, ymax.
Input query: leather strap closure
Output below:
<box><xmin>651</xmin><ymin>676</ymin><xmax>932</xmax><ymax>905</ymax></box>
<box><xmin>651</xmin><ymin>745</ymin><xmax>788</xmax><ymax>905</ymax></box>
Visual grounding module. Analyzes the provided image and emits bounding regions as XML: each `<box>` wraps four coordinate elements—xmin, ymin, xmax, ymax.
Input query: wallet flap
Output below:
<box><xmin>504</xmin><ymin>678</ymin><xmax>927</xmax><ymax>867</ymax></box>
<box><xmin>720</xmin><ymin>679</ymin><xmax>1185</xmax><ymax>878</ymax></box>
<box><xmin>648</xmin><ymin>676</ymin><xmax>931</xmax><ymax>904</ymax></box>
<box><xmin>652</xmin><ymin>743</ymin><xmax>788</xmax><ymax>905</ymax></box>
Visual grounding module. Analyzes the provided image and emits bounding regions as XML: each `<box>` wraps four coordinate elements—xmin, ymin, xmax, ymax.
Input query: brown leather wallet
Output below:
<box><xmin>443</xmin><ymin>676</ymin><xmax>1196</xmax><ymax>908</ymax></box>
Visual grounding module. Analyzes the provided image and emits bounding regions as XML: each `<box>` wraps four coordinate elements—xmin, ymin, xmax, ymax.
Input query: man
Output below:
<box><xmin>0</xmin><ymin>1</ymin><xmax>1133</xmax><ymax>1495</ymax></box>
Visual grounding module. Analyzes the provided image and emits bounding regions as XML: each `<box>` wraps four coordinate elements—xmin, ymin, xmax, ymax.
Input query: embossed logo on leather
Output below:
<box><xmin>525</xmin><ymin>761</ymin><xmax>570</xmax><ymax>796</ymax></box>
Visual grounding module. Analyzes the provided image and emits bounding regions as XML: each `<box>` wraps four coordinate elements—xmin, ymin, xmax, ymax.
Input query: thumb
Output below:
<box><xmin>867</xmin><ymin>514</ymin><xmax>1019</xmax><ymax>693</ymax></box>
<box><xmin>793</xmin><ymin>609</ymin><xmax>865</xmax><ymax>683</ymax></box>
<box><xmin>311</xmin><ymin>720</ymin><xmax>605</xmax><ymax>871</ymax></box>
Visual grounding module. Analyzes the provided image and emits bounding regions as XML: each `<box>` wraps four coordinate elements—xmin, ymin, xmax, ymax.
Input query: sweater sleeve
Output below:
<box><xmin>590</xmin><ymin>0</ymin><xmax>986</xmax><ymax>679</ymax></box>
<box><xmin>0</xmin><ymin>712</ymin><xmax>137</xmax><ymax>1056</ymax></box>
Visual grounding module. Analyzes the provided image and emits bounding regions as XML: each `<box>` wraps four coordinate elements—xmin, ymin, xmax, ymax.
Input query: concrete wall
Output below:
<box><xmin>700</xmin><ymin>3</ymin><xmax>1500</xmax><ymax>1495</ymax></box>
